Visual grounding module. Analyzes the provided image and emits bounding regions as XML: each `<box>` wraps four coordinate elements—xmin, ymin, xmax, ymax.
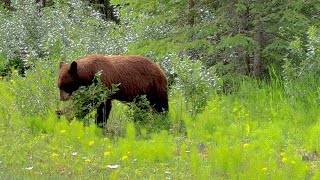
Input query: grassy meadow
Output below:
<box><xmin>1</xmin><ymin>65</ymin><xmax>320</xmax><ymax>179</ymax></box>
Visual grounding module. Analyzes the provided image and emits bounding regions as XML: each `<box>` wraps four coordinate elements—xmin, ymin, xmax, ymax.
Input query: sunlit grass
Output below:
<box><xmin>1</xmin><ymin>76</ymin><xmax>320</xmax><ymax>178</ymax></box>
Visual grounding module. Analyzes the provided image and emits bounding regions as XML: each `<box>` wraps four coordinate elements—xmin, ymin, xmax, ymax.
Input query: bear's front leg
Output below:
<box><xmin>96</xmin><ymin>100</ymin><xmax>112</xmax><ymax>128</ymax></box>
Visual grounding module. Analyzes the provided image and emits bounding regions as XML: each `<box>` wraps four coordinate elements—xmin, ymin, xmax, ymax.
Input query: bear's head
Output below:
<box><xmin>58</xmin><ymin>61</ymin><xmax>81</xmax><ymax>101</ymax></box>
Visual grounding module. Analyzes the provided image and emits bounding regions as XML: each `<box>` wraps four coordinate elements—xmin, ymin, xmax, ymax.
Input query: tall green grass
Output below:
<box><xmin>1</xmin><ymin>69</ymin><xmax>320</xmax><ymax>178</ymax></box>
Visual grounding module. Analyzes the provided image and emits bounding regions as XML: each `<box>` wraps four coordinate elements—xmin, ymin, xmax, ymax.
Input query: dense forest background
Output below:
<box><xmin>1</xmin><ymin>0</ymin><xmax>319</xmax><ymax>83</ymax></box>
<box><xmin>1</xmin><ymin>0</ymin><xmax>320</xmax><ymax>178</ymax></box>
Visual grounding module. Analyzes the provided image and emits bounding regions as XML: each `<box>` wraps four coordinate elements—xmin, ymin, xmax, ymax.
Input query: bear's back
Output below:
<box><xmin>103</xmin><ymin>55</ymin><xmax>166</xmax><ymax>86</ymax></box>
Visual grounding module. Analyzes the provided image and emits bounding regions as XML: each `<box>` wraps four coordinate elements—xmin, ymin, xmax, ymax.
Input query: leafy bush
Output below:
<box><xmin>164</xmin><ymin>54</ymin><xmax>220</xmax><ymax>117</ymax></box>
<box><xmin>125</xmin><ymin>95</ymin><xmax>171</xmax><ymax>134</ymax></box>
<box><xmin>283</xmin><ymin>26</ymin><xmax>320</xmax><ymax>80</ymax></box>
<box><xmin>0</xmin><ymin>0</ymin><xmax>129</xmax><ymax>76</ymax></box>
<box><xmin>66</xmin><ymin>71</ymin><xmax>119</xmax><ymax>125</ymax></box>
<box><xmin>283</xmin><ymin>26</ymin><xmax>320</xmax><ymax>107</ymax></box>
<box><xmin>9</xmin><ymin>60</ymin><xmax>58</xmax><ymax>117</ymax></box>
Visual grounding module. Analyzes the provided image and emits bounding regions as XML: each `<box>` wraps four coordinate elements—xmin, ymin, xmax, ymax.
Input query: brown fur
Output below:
<box><xmin>58</xmin><ymin>54</ymin><xmax>168</xmax><ymax>126</ymax></box>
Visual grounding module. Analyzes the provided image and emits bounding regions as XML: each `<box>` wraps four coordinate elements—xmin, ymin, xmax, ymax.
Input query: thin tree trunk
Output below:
<box><xmin>188</xmin><ymin>0</ymin><xmax>195</xmax><ymax>26</ymax></box>
<box><xmin>93</xmin><ymin>0</ymin><xmax>119</xmax><ymax>24</ymax></box>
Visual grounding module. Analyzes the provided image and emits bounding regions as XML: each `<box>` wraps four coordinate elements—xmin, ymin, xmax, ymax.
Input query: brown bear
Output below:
<box><xmin>58</xmin><ymin>54</ymin><xmax>168</xmax><ymax>127</ymax></box>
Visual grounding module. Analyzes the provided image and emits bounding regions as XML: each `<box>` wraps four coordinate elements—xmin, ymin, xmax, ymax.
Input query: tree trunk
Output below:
<box><xmin>90</xmin><ymin>0</ymin><xmax>120</xmax><ymax>24</ymax></box>
<box><xmin>188</xmin><ymin>0</ymin><xmax>195</xmax><ymax>26</ymax></box>
<box><xmin>253</xmin><ymin>21</ymin><xmax>263</xmax><ymax>79</ymax></box>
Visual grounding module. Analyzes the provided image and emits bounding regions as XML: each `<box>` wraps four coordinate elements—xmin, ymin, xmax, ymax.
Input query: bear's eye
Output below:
<box><xmin>58</xmin><ymin>73</ymin><xmax>81</xmax><ymax>94</ymax></box>
<box><xmin>60</xmin><ymin>81</ymin><xmax>80</xmax><ymax>94</ymax></box>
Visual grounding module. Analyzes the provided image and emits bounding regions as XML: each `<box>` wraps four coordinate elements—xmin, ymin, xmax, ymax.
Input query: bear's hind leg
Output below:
<box><xmin>96</xmin><ymin>100</ymin><xmax>112</xmax><ymax>128</ymax></box>
<box><xmin>148</xmin><ymin>89</ymin><xmax>168</xmax><ymax>113</ymax></box>
<box><xmin>153</xmin><ymin>94</ymin><xmax>168</xmax><ymax>113</ymax></box>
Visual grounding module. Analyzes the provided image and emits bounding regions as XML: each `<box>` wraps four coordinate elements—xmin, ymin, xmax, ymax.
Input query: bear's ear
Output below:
<box><xmin>59</xmin><ymin>62</ymin><xmax>65</xmax><ymax>69</ymax></box>
<box><xmin>69</xmin><ymin>61</ymin><xmax>78</xmax><ymax>74</ymax></box>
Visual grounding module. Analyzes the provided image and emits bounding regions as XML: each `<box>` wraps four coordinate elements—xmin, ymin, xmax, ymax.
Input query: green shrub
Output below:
<box><xmin>283</xmin><ymin>26</ymin><xmax>320</xmax><ymax>108</ymax></box>
<box><xmin>126</xmin><ymin>95</ymin><xmax>171</xmax><ymax>134</ymax></box>
<box><xmin>0</xmin><ymin>0</ymin><xmax>128</xmax><ymax>76</ymax></box>
<box><xmin>165</xmin><ymin>54</ymin><xmax>219</xmax><ymax>117</ymax></box>
<box><xmin>9</xmin><ymin>60</ymin><xmax>58</xmax><ymax>117</ymax></box>
<box><xmin>67</xmin><ymin>71</ymin><xmax>119</xmax><ymax>125</ymax></box>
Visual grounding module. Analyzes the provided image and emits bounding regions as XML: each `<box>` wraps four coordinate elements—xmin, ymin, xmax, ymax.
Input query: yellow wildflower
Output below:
<box><xmin>243</xmin><ymin>143</ymin><xmax>249</xmax><ymax>148</ymax></box>
<box><xmin>122</xmin><ymin>155</ymin><xmax>128</xmax><ymax>161</ymax></box>
<box><xmin>51</xmin><ymin>153</ymin><xmax>58</xmax><ymax>157</ymax></box>
<box><xmin>89</xmin><ymin>141</ymin><xmax>95</xmax><ymax>146</ymax></box>
<box><xmin>85</xmin><ymin>158</ymin><xmax>91</xmax><ymax>163</ymax></box>
<box><xmin>104</xmin><ymin>151</ymin><xmax>111</xmax><ymax>157</ymax></box>
<box><xmin>282</xmin><ymin>157</ymin><xmax>287</xmax><ymax>162</ymax></box>
<box><xmin>60</xmin><ymin>130</ymin><xmax>66</xmax><ymax>133</ymax></box>
<box><xmin>262</xmin><ymin>167</ymin><xmax>267</xmax><ymax>171</ymax></box>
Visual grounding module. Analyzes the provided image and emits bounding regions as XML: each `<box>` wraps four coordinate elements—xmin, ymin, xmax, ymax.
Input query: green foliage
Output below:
<box><xmin>9</xmin><ymin>60</ymin><xmax>58</xmax><ymax>117</ymax></box>
<box><xmin>284</xmin><ymin>26</ymin><xmax>320</xmax><ymax>80</ymax></box>
<box><xmin>0</xmin><ymin>52</ymin><xmax>7</xmax><ymax>76</ymax></box>
<box><xmin>126</xmin><ymin>95</ymin><xmax>171</xmax><ymax>134</ymax></box>
<box><xmin>2</xmin><ymin>64</ymin><xmax>320</xmax><ymax>178</ymax></box>
<box><xmin>69</xmin><ymin>71</ymin><xmax>119</xmax><ymax>124</ymax></box>
<box><xmin>0</xmin><ymin>0</ymin><xmax>128</xmax><ymax>76</ymax></box>
<box><xmin>126</xmin><ymin>95</ymin><xmax>153</xmax><ymax>123</ymax></box>
<box><xmin>283</xmin><ymin>26</ymin><xmax>320</xmax><ymax>106</ymax></box>
<box><xmin>109</xmin><ymin>0</ymin><xmax>319</xmax><ymax>87</ymax></box>
<box><xmin>168</xmin><ymin>54</ymin><xmax>219</xmax><ymax>116</ymax></box>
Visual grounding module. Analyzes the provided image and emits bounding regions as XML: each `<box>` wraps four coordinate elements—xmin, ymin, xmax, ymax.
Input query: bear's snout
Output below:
<box><xmin>60</xmin><ymin>90</ymin><xmax>70</xmax><ymax>101</ymax></box>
